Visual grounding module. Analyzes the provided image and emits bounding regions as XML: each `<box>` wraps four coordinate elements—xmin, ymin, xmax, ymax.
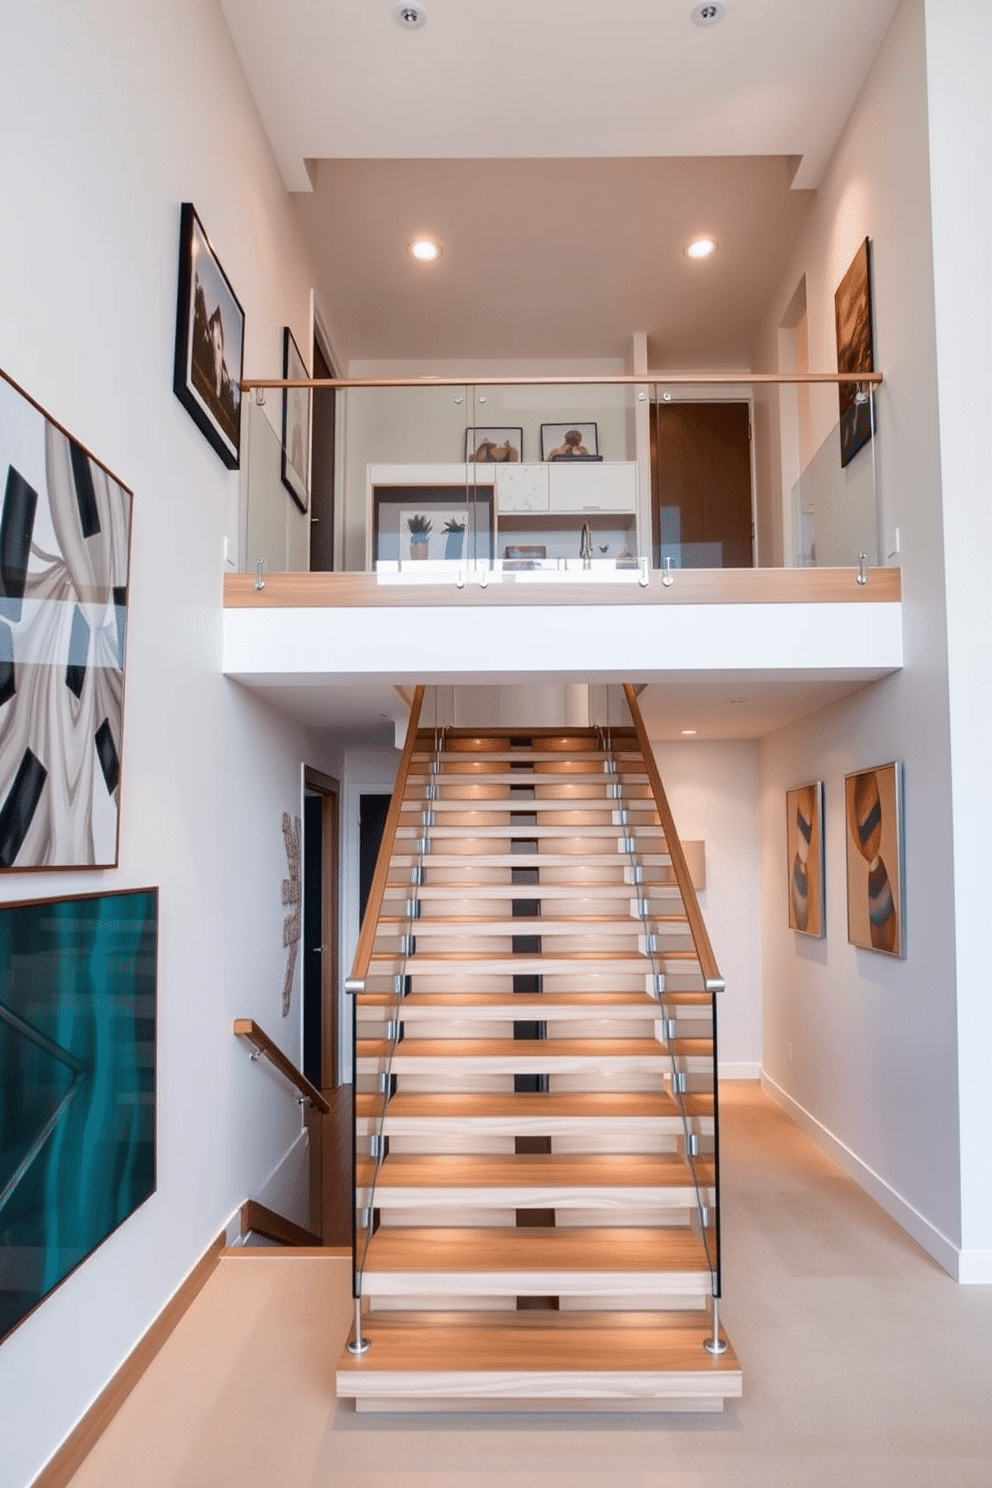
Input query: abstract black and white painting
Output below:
<box><xmin>0</xmin><ymin>369</ymin><xmax>132</xmax><ymax>869</ymax></box>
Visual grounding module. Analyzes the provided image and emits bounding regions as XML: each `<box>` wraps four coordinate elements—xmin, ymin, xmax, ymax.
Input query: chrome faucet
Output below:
<box><xmin>579</xmin><ymin>521</ymin><xmax>592</xmax><ymax>568</ymax></box>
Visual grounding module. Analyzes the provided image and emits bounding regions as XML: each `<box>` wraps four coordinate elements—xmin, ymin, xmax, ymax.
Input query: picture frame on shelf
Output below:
<box><xmin>0</xmin><ymin>366</ymin><xmax>133</xmax><ymax>870</ymax></box>
<box><xmin>280</xmin><ymin>327</ymin><xmax>310</xmax><ymax>513</ymax></box>
<box><xmin>541</xmin><ymin>423</ymin><xmax>600</xmax><ymax>461</ymax></box>
<box><xmin>786</xmin><ymin>781</ymin><xmax>825</xmax><ymax>937</ymax></box>
<box><xmin>465</xmin><ymin>427</ymin><xmax>523</xmax><ymax>463</ymax></box>
<box><xmin>845</xmin><ymin>762</ymin><xmax>905</xmax><ymax>957</ymax></box>
<box><xmin>172</xmin><ymin>202</ymin><xmax>244</xmax><ymax>470</ymax></box>
<box><xmin>372</xmin><ymin>486</ymin><xmax>494</xmax><ymax>567</ymax></box>
<box><xmin>834</xmin><ymin>237</ymin><xmax>876</xmax><ymax>469</ymax></box>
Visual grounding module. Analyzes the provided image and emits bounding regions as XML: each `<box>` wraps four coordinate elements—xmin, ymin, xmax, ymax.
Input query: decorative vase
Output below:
<box><xmin>410</xmin><ymin>540</ymin><xmax>429</xmax><ymax>560</ymax></box>
<box><xmin>444</xmin><ymin>530</ymin><xmax>464</xmax><ymax>561</ymax></box>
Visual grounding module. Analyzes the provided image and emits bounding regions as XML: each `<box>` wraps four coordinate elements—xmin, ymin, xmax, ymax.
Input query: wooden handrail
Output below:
<box><xmin>622</xmin><ymin>683</ymin><xmax>724</xmax><ymax>993</ymax></box>
<box><xmin>233</xmin><ymin>1019</ymin><xmax>330</xmax><ymax>1113</ymax></box>
<box><xmin>348</xmin><ymin>685</ymin><xmax>426</xmax><ymax>989</ymax></box>
<box><xmin>241</xmin><ymin>371</ymin><xmax>884</xmax><ymax>392</ymax></box>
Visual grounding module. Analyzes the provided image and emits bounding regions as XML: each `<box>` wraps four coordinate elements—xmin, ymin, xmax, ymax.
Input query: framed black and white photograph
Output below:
<box><xmin>834</xmin><ymin>238</ymin><xmax>876</xmax><ymax>469</ymax></box>
<box><xmin>372</xmin><ymin>486</ymin><xmax>494</xmax><ymax>567</ymax></box>
<box><xmin>0</xmin><ymin>367</ymin><xmax>133</xmax><ymax>870</ymax></box>
<box><xmin>280</xmin><ymin>327</ymin><xmax>310</xmax><ymax>512</ymax></box>
<box><xmin>465</xmin><ymin>427</ymin><xmax>523</xmax><ymax>464</ymax></box>
<box><xmin>541</xmin><ymin>423</ymin><xmax>600</xmax><ymax>461</ymax></box>
<box><xmin>173</xmin><ymin>202</ymin><xmax>244</xmax><ymax>470</ymax></box>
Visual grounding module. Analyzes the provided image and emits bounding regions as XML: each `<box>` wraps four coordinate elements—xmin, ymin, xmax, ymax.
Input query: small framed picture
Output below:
<box><xmin>845</xmin><ymin>762</ymin><xmax>905</xmax><ymax>957</ymax></box>
<box><xmin>541</xmin><ymin>423</ymin><xmax>600</xmax><ymax>461</ymax></box>
<box><xmin>280</xmin><ymin>327</ymin><xmax>310</xmax><ymax>513</ymax></box>
<box><xmin>173</xmin><ymin>203</ymin><xmax>244</xmax><ymax>469</ymax></box>
<box><xmin>786</xmin><ymin>782</ymin><xmax>825</xmax><ymax>937</ymax></box>
<box><xmin>372</xmin><ymin>487</ymin><xmax>494</xmax><ymax>566</ymax></box>
<box><xmin>834</xmin><ymin>237</ymin><xmax>876</xmax><ymax>469</ymax></box>
<box><xmin>465</xmin><ymin>427</ymin><xmax>523</xmax><ymax>463</ymax></box>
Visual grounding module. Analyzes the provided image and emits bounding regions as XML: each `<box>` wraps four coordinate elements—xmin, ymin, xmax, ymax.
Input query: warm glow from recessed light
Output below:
<box><xmin>686</xmin><ymin>236</ymin><xmax>716</xmax><ymax>260</ymax></box>
<box><xmin>409</xmin><ymin>238</ymin><xmax>442</xmax><ymax>262</ymax></box>
<box><xmin>681</xmin><ymin>729</ymin><xmax>698</xmax><ymax>736</ymax></box>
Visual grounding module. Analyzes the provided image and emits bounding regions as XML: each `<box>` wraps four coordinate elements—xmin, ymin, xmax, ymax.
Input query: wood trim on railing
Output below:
<box><xmin>348</xmin><ymin>685</ymin><xmax>426</xmax><ymax>987</ymax></box>
<box><xmin>241</xmin><ymin>371</ymin><xmax>885</xmax><ymax>392</ymax></box>
<box><xmin>233</xmin><ymin>1019</ymin><xmax>330</xmax><ymax>1113</ymax></box>
<box><xmin>623</xmin><ymin>683</ymin><xmax>724</xmax><ymax>992</ymax></box>
<box><xmin>224</xmin><ymin>566</ymin><xmax>901</xmax><ymax>610</ymax></box>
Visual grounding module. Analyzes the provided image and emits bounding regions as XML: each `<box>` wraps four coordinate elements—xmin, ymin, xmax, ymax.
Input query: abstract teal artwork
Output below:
<box><xmin>0</xmin><ymin>887</ymin><xmax>157</xmax><ymax>1342</ymax></box>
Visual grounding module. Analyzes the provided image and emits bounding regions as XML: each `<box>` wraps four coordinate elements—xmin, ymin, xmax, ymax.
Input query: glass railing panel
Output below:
<box><xmin>242</xmin><ymin>396</ymin><xmax>311</xmax><ymax>578</ymax></box>
<box><xmin>791</xmin><ymin>395</ymin><xmax>879</xmax><ymax>567</ymax></box>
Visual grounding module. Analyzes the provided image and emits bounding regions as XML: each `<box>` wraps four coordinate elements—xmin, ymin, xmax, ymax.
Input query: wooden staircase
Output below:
<box><xmin>336</xmin><ymin>692</ymin><xmax>740</xmax><ymax>1411</ymax></box>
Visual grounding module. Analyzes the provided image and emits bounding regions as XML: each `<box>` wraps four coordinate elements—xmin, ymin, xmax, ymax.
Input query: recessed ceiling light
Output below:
<box><xmin>691</xmin><ymin>1</ymin><xmax>726</xmax><ymax>25</ymax></box>
<box><xmin>409</xmin><ymin>238</ymin><xmax>442</xmax><ymax>262</ymax></box>
<box><xmin>394</xmin><ymin>3</ymin><xmax>427</xmax><ymax>29</ymax></box>
<box><xmin>686</xmin><ymin>236</ymin><xmax>717</xmax><ymax>260</ymax></box>
<box><xmin>681</xmin><ymin>728</ymin><xmax>698</xmax><ymax>736</ymax></box>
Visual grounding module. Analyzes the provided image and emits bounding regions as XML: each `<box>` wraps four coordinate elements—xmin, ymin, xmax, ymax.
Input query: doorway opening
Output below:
<box><xmin>310</xmin><ymin>336</ymin><xmax>336</xmax><ymax>572</ymax></box>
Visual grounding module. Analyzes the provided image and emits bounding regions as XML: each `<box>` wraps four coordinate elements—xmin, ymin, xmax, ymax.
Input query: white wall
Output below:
<box><xmin>923</xmin><ymin>0</ymin><xmax>992</xmax><ymax>1280</ymax></box>
<box><xmin>752</xmin><ymin>0</ymin><xmax>963</xmax><ymax>1274</ymax></box>
<box><xmin>0</xmin><ymin>4</ymin><xmax>337</xmax><ymax>1484</ymax></box>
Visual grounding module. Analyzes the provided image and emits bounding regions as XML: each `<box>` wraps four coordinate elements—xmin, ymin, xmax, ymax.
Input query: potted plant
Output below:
<box><xmin>443</xmin><ymin>516</ymin><xmax>466</xmax><ymax>561</ymax></box>
<box><xmin>406</xmin><ymin>513</ymin><xmax>432</xmax><ymax>560</ymax></box>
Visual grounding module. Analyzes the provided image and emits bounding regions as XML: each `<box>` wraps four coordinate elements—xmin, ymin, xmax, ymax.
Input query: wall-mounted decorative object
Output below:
<box><xmin>173</xmin><ymin>202</ymin><xmax>244</xmax><ymax>470</ymax></box>
<box><xmin>845</xmin><ymin>762</ymin><xmax>905</xmax><ymax>957</ymax></box>
<box><xmin>541</xmin><ymin>423</ymin><xmax>600</xmax><ymax>461</ymax></box>
<box><xmin>372</xmin><ymin>487</ymin><xmax>494</xmax><ymax>566</ymax></box>
<box><xmin>465</xmin><ymin>428</ymin><xmax>523</xmax><ymax>463</ymax></box>
<box><xmin>0</xmin><ymin>886</ymin><xmax>157</xmax><ymax>1343</ymax></box>
<box><xmin>834</xmin><ymin>237</ymin><xmax>875</xmax><ymax>469</ymax></box>
<box><xmin>0</xmin><ymin>369</ymin><xmax>132</xmax><ymax>869</ymax></box>
<box><xmin>280</xmin><ymin>328</ymin><xmax>310</xmax><ymax>513</ymax></box>
<box><xmin>281</xmin><ymin>812</ymin><xmax>301</xmax><ymax>1016</ymax></box>
<box><xmin>786</xmin><ymin>781</ymin><xmax>825</xmax><ymax>937</ymax></box>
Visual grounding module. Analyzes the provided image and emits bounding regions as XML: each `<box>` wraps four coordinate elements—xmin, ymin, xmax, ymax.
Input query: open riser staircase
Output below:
<box><xmin>337</xmin><ymin>693</ymin><xmax>740</xmax><ymax>1411</ymax></box>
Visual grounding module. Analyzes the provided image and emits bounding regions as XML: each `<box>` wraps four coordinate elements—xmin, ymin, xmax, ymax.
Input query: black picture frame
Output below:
<box><xmin>834</xmin><ymin>237</ymin><xmax>876</xmax><ymax>469</ymax></box>
<box><xmin>280</xmin><ymin>327</ymin><xmax>310</xmax><ymax>513</ymax></box>
<box><xmin>173</xmin><ymin>203</ymin><xmax>244</xmax><ymax>470</ymax></box>
<box><xmin>541</xmin><ymin>422</ymin><xmax>600</xmax><ymax>460</ymax></box>
<box><xmin>464</xmin><ymin>427</ymin><xmax>523</xmax><ymax>463</ymax></box>
<box><xmin>371</xmin><ymin>485</ymin><xmax>495</xmax><ymax>567</ymax></box>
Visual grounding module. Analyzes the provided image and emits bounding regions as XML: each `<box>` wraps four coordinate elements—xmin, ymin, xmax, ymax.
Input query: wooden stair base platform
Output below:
<box><xmin>336</xmin><ymin>1310</ymin><xmax>741</xmax><ymax>1412</ymax></box>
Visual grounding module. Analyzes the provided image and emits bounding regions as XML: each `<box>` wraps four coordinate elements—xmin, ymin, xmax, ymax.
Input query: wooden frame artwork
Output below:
<box><xmin>834</xmin><ymin>237</ymin><xmax>876</xmax><ymax>469</ymax></box>
<box><xmin>787</xmin><ymin>781</ymin><xmax>825</xmax><ymax>937</ymax></box>
<box><xmin>173</xmin><ymin>202</ymin><xmax>244</xmax><ymax>469</ymax></box>
<box><xmin>845</xmin><ymin>762</ymin><xmax>905</xmax><ymax>957</ymax></box>
<box><xmin>372</xmin><ymin>486</ymin><xmax>495</xmax><ymax>566</ymax></box>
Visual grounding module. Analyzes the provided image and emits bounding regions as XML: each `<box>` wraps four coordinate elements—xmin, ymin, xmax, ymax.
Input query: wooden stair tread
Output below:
<box><xmin>387</xmin><ymin>853</ymin><xmax>674</xmax><ymax>867</ymax></box>
<box><xmin>397</xmin><ymin>824</ymin><xmax>666</xmax><ymax>839</ymax></box>
<box><xmin>361</xmin><ymin>1225</ymin><xmax>711</xmax><ymax>1274</ymax></box>
<box><xmin>360</xmin><ymin>1153</ymin><xmax>712</xmax><ymax>1188</ymax></box>
<box><xmin>408</xmin><ymin>771</ymin><xmax>649</xmax><ymax>786</ymax></box>
<box><xmin>385</xmin><ymin>883</ymin><xmax>681</xmax><ymax>898</ymax></box>
<box><xmin>359</xmin><ymin>1037</ymin><xmax>668</xmax><ymax>1058</ymax></box>
<box><xmin>355</xmin><ymin>1090</ymin><xmax>711</xmax><ymax>1120</ymax></box>
<box><xmin>337</xmin><ymin>1310</ymin><xmax>739</xmax><ymax>1377</ymax></box>
<box><xmin>358</xmin><ymin>991</ymin><xmax>661</xmax><ymax>1009</ymax></box>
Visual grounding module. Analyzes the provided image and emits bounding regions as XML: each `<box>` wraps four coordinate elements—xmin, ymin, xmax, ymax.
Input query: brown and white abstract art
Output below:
<box><xmin>0</xmin><ymin>370</ymin><xmax>132</xmax><ymax>869</ymax></box>
<box><xmin>786</xmin><ymin>781</ymin><xmax>825</xmax><ymax>938</ymax></box>
<box><xmin>845</xmin><ymin>762</ymin><xmax>905</xmax><ymax>957</ymax></box>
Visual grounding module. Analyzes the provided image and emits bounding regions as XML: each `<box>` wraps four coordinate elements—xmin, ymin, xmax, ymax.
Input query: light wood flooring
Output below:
<box><xmin>62</xmin><ymin>1083</ymin><xmax>992</xmax><ymax>1488</ymax></box>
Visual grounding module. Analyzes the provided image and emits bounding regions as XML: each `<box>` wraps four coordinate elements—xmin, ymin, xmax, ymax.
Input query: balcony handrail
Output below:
<box><xmin>241</xmin><ymin>371</ymin><xmax>883</xmax><ymax>392</ymax></box>
<box><xmin>233</xmin><ymin>1018</ymin><xmax>330</xmax><ymax>1113</ymax></box>
<box><xmin>347</xmin><ymin>684</ymin><xmax>426</xmax><ymax>990</ymax></box>
<box><xmin>622</xmin><ymin>683</ymin><xmax>724</xmax><ymax>994</ymax></box>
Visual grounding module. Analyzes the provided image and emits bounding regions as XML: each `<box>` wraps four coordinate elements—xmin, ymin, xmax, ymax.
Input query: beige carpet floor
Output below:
<box><xmin>66</xmin><ymin>1083</ymin><xmax>992</xmax><ymax>1488</ymax></box>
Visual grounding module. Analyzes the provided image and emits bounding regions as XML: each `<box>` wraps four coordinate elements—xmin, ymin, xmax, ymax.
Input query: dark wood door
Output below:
<box><xmin>310</xmin><ymin>338</ymin><xmax>336</xmax><ymax>571</ymax></box>
<box><xmin>651</xmin><ymin>402</ymin><xmax>753</xmax><ymax>569</ymax></box>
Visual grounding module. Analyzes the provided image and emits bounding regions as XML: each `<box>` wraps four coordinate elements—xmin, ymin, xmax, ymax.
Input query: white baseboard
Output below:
<box><xmin>719</xmin><ymin>1062</ymin><xmax>761</xmax><ymax>1080</ymax></box>
<box><xmin>759</xmin><ymin>1072</ymin><xmax>983</xmax><ymax>1283</ymax></box>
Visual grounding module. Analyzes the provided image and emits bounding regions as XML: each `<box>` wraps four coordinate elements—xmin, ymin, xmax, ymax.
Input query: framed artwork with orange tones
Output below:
<box><xmin>845</xmin><ymin>762</ymin><xmax>905</xmax><ymax>957</ymax></box>
<box><xmin>786</xmin><ymin>781</ymin><xmax>825</xmax><ymax>937</ymax></box>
